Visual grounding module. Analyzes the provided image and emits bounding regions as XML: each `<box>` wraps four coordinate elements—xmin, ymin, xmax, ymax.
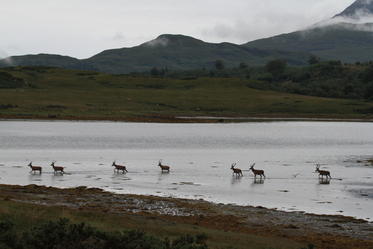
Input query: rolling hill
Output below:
<box><xmin>0</xmin><ymin>35</ymin><xmax>310</xmax><ymax>74</ymax></box>
<box><xmin>82</xmin><ymin>34</ymin><xmax>310</xmax><ymax>74</ymax></box>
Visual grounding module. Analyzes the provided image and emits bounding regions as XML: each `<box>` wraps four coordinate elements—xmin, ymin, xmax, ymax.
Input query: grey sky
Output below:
<box><xmin>0</xmin><ymin>0</ymin><xmax>354</xmax><ymax>59</ymax></box>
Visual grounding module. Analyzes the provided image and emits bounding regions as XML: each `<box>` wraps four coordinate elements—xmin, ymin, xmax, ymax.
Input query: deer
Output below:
<box><xmin>28</xmin><ymin>162</ymin><xmax>42</xmax><ymax>174</ymax></box>
<box><xmin>231</xmin><ymin>163</ymin><xmax>243</xmax><ymax>176</ymax></box>
<box><xmin>249</xmin><ymin>163</ymin><xmax>266</xmax><ymax>179</ymax></box>
<box><xmin>112</xmin><ymin>161</ymin><xmax>128</xmax><ymax>174</ymax></box>
<box><xmin>51</xmin><ymin>161</ymin><xmax>65</xmax><ymax>174</ymax></box>
<box><xmin>158</xmin><ymin>160</ymin><xmax>170</xmax><ymax>173</ymax></box>
<box><xmin>315</xmin><ymin>164</ymin><xmax>331</xmax><ymax>179</ymax></box>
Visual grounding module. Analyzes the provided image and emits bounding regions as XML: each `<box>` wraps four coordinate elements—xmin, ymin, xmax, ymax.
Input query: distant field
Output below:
<box><xmin>0</xmin><ymin>67</ymin><xmax>373</xmax><ymax>121</ymax></box>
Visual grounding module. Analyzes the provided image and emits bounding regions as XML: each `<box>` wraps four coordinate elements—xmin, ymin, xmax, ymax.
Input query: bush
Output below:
<box><xmin>0</xmin><ymin>218</ymin><xmax>209</xmax><ymax>249</ymax></box>
<box><xmin>0</xmin><ymin>72</ymin><xmax>25</xmax><ymax>88</ymax></box>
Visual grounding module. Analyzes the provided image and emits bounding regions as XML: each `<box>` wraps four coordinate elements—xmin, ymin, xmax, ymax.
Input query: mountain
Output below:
<box><xmin>0</xmin><ymin>35</ymin><xmax>310</xmax><ymax>74</ymax></box>
<box><xmin>82</xmin><ymin>34</ymin><xmax>309</xmax><ymax>74</ymax></box>
<box><xmin>245</xmin><ymin>23</ymin><xmax>373</xmax><ymax>62</ymax></box>
<box><xmin>334</xmin><ymin>0</ymin><xmax>373</xmax><ymax>19</ymax></box>
<box><xmin>244</xmin><ymin>0</ymin><xmax>373</xmax><ymax>62</ymax></box>
<box><xmin>1</xmin><ymin>0</ymin><xmax>373</xmax><ymax>73</ymax></box>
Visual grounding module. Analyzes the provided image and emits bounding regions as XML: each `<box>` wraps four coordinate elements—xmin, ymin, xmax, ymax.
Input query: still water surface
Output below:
<box><xmin>0</xmin><ymin>121</ymin><xmax>372</xmax><ymax>219</ymax></box>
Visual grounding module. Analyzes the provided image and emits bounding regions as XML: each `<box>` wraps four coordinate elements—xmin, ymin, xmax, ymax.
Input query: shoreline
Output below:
<box><xmin>0</xmin><ymin>184</ymin><xmax>372</xmax><ymax>249</ymax></box>
<box><xmin>1</xmin><ymin>114</ymin><xmax>373</xmax><ymax>123</ymax></box>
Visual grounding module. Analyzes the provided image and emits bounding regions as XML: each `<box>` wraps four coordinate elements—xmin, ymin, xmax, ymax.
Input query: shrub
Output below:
<box><xmin>0</xmin><ymin>218</ymin><xmax>210</xmax><ymax>249</ymax></box>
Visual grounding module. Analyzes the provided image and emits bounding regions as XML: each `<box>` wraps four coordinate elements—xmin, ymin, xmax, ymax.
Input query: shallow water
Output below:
<box><xmin>0</xmin><ymin>120</ymin><xmax>373</xmax><ymax>220</ymax></box>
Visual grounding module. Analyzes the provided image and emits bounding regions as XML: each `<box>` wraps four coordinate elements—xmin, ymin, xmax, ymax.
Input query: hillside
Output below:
<box><xmin>0</xmin><ymin>66</ymin><xmax>372</xmax><ymax>121</ymax></box>
<box><xmin>245</xmin><ymin>23</ymin><xmax>373</xmax><ymax>62</ymax></box>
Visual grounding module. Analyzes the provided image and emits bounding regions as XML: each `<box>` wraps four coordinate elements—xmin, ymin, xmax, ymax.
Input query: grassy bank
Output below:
<box><xmin>1</xmin><ymin>185</ymin><xmax>373</xmax><ymax>249</ymax></box>
<box><xmin>0</xmin><ymin>67</ymin><xmax>373</xmax><ymax>121</ymax></box>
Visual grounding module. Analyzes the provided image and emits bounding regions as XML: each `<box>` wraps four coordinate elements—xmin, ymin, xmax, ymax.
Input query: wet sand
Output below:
<box><xmin>0</xmin><ymin>184</ymin><xmax>372</xmax><ymax>249</ymax></box>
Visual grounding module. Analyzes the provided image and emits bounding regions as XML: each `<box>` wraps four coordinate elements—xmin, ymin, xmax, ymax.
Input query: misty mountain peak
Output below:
<box><xmin>142</xmin><ymin>34</ymin><xmax>204</xmax><ymax>48</ymax></box>
<box><xmin>335</xmin><ymin>0</ymin><xmax>373</xmax><ymax>19</ymax></box>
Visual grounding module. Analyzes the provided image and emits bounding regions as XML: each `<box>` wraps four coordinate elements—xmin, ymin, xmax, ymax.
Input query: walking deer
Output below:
<box><xmin>51</xmin><ymin>161</ymin><xmax>65</xmax><ymax>174</ymax></box>
<box><xmin>249</xmin><ymin>163</ymin><xmax>265</xmax><ymax>179</ymax></box>
<box><xmin>112</xmin><ymin>161</ymin><xmax>128</xmax><ymax>174</ymax></box>
<box><xmin>315</xmin><ymin>164</ymin><xmax>331</xmax><ymax>179</ymax></box>
<box><xmin>28</xmin><ymin>162</ymin><xmax>42</xmax><ymax>174</ymax></box>
<box><xmin>231</xmin><ymin>163</ymin><xmax>243</xmax><ymax>176</ymax></box>
<box><xmin>158</xmin><ymin>160</ymin><xmax>170</xmax><ymax>172</ymax></box>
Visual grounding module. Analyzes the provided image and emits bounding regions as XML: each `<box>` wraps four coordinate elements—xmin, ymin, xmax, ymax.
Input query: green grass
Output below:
<box><xmin>0</xmin><ymin>200</ymin><xmax>304</xmax><ymax>249</ymax></box>
<box><xmin>0</xmin><ymin>67</ymin><xmax>372</xmax><ymax>121</ymax></box>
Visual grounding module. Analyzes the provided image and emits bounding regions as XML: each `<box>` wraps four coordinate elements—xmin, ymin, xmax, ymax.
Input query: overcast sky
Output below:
<box><xmin>0</xmin><ymin>0</ymin><xmax>354</xmax><ymax>59</ymax></box>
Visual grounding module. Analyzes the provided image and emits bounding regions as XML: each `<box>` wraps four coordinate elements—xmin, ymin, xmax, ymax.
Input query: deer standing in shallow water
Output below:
<box><xmin>231</xmin><ymin>163</ymin><xmax>243</xmax><ymax>176</ymax></box>
<box><xmin>315</xmin><ymin>164</ymin><xmax>331</xmax><ymax>179</ymax></box>
<box><xmin>112</xmin><ymin>161</ymin><xmax>128</xmax><ymax>174</ymax></box>
<box><xmin>158</xmin><ymin>160</ymin><xmax>170</xmax><ymax>173</ymax></box>
<box><xmin>28</xmin><ymin>162</ymin><xmax>42</xmax><ymax>174</ymax></box>
<box><xmin>249</xmin><ymin>163</ymin><xmax>265</xmax><ymax>179</ymax></box>
<box><xmin>51</xmin><ymin>161</ymin><xmax>65</xmax><ymax>174</ymax></box>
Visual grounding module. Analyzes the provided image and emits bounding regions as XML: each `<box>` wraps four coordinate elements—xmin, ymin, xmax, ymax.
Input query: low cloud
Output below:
<box><xmin>112</xmin><ymin>32</ymin><xmax>126</xmax><ymax>41</ymax></box>
<box><xmin>0</xmin><ymin>50</ymin><xmax>14</xmax><ymax>65</ymax></box>
<box><xmin>144</xmin><ymin>37</ymin><xmax>169</xmax><ymax>47</ymax></box>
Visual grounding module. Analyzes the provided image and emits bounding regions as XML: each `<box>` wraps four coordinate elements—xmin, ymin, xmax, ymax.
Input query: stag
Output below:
<box><xmin>51</xmin><ymin>161</ymin><xmax>65</xmax><ymax>174</ymax></box>
<box><xmin>112</xmin><ymin>161</ymin><xmax>128</xmax><ymax>174</ymax></box>
<box><xmin>230</xmin><ymin>163</ymin><xmax>243</xmax><ymax>177</ymax></box>
<box><xmin>28</xmin><ymin>162</ymin><xmax>42</xmax><ymax>174</ymax></box>
<box><xmin>158</xmin><ymin>160</ymin><xmax>170</xmax><ymax>172</ymax></box>
<box><xmin>249</xmin><ymin>163</ymin><xmax>265</xmax><ymax>179</ymax></box>
<box><xmin>315</xmin><ymin>164</ymin><xmax>331</xmax><ymax>179</ymax></box>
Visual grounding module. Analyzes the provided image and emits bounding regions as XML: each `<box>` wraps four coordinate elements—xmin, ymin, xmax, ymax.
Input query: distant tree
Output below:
<box><xmin>150</xmin><ymin>67</ymin><xmax>159</xmax><ymax>76</ymax></box>
<box><xmin>365</xmin><ymin>83</ymin><xmax>373</xmax><ymax>99</ymax></box>
<box><xmin>362</xmin><ymin>65</ymin><xmax>373</xmax><ymax>83</ymax></box>
<box><xmin>239</xmin><ymin>62</ymin><xmax>248</xmax><ymax>69</ymax></box>
<box><xmin>215</xmin><ymin>60</ymin><xmax>225</xmax><ymax>71</ymax></box>
<box><xmin>343</xmin><ymin>85</ymin><xmax>354</xmax><ymax>96</ymax></box>
<box><xmin>308</xmin><ymin>55</ymin><xmax>320</xmax><ymax>65</ymax></box>
<box><xmin>266</xmin><ymin>59</ymin><xmax>287</xmax><ymax>79</ymax></box>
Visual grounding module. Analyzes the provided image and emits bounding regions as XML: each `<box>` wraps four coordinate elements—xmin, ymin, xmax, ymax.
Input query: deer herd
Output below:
<box><xmin>26</xmin><ymin>160</ymin><xmax>331</xmax><ymax>182</ymax></box>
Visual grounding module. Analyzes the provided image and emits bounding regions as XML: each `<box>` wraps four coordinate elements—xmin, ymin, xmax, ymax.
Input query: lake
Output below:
<box><xmin>0</xmin><ymin>120</ymin><xmax>372</xmax><ymax>220</ymax></box>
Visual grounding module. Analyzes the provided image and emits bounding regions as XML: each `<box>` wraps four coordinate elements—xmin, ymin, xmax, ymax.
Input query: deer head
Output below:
<box><xmin>112</xmin><ymin>161</ymin><xmax>116</xmax><ymax>167</ymax></box>
<box><xmin>158</xmin><ymin>160</ymin><xmax>162</xmax><ymax>166</ymax></box>
<box><xmin>51</xmin><ymin>161</ymin><xmax>55</xmax><ymax>167</ymax></box>
<box><xmin>231</xmin><ymin>163</ymin><xmax>236</xmax><ymax>169</ymax></box>
<box><xmin>28</xmin><ymin>162</ymin><xmax>32</xmax><ymax>167</ymax></box>
<box><xmin>315</xmin><ymin>164</ymin><xmax>320</xmax><ymax>172</ymax></box>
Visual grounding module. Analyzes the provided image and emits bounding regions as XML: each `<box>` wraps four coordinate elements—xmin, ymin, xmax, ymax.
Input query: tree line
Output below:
<box><xmin>143</xmin><ymin>57</ymin><xmax>373</xmax><ymax>100</ymax></box>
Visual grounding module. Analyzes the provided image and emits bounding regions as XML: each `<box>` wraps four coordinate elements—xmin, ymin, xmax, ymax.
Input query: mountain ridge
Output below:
<box><xmin>1</xmin><ymin>0</ymin><xmax>373</xmax><ymax>73</ymax></box>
